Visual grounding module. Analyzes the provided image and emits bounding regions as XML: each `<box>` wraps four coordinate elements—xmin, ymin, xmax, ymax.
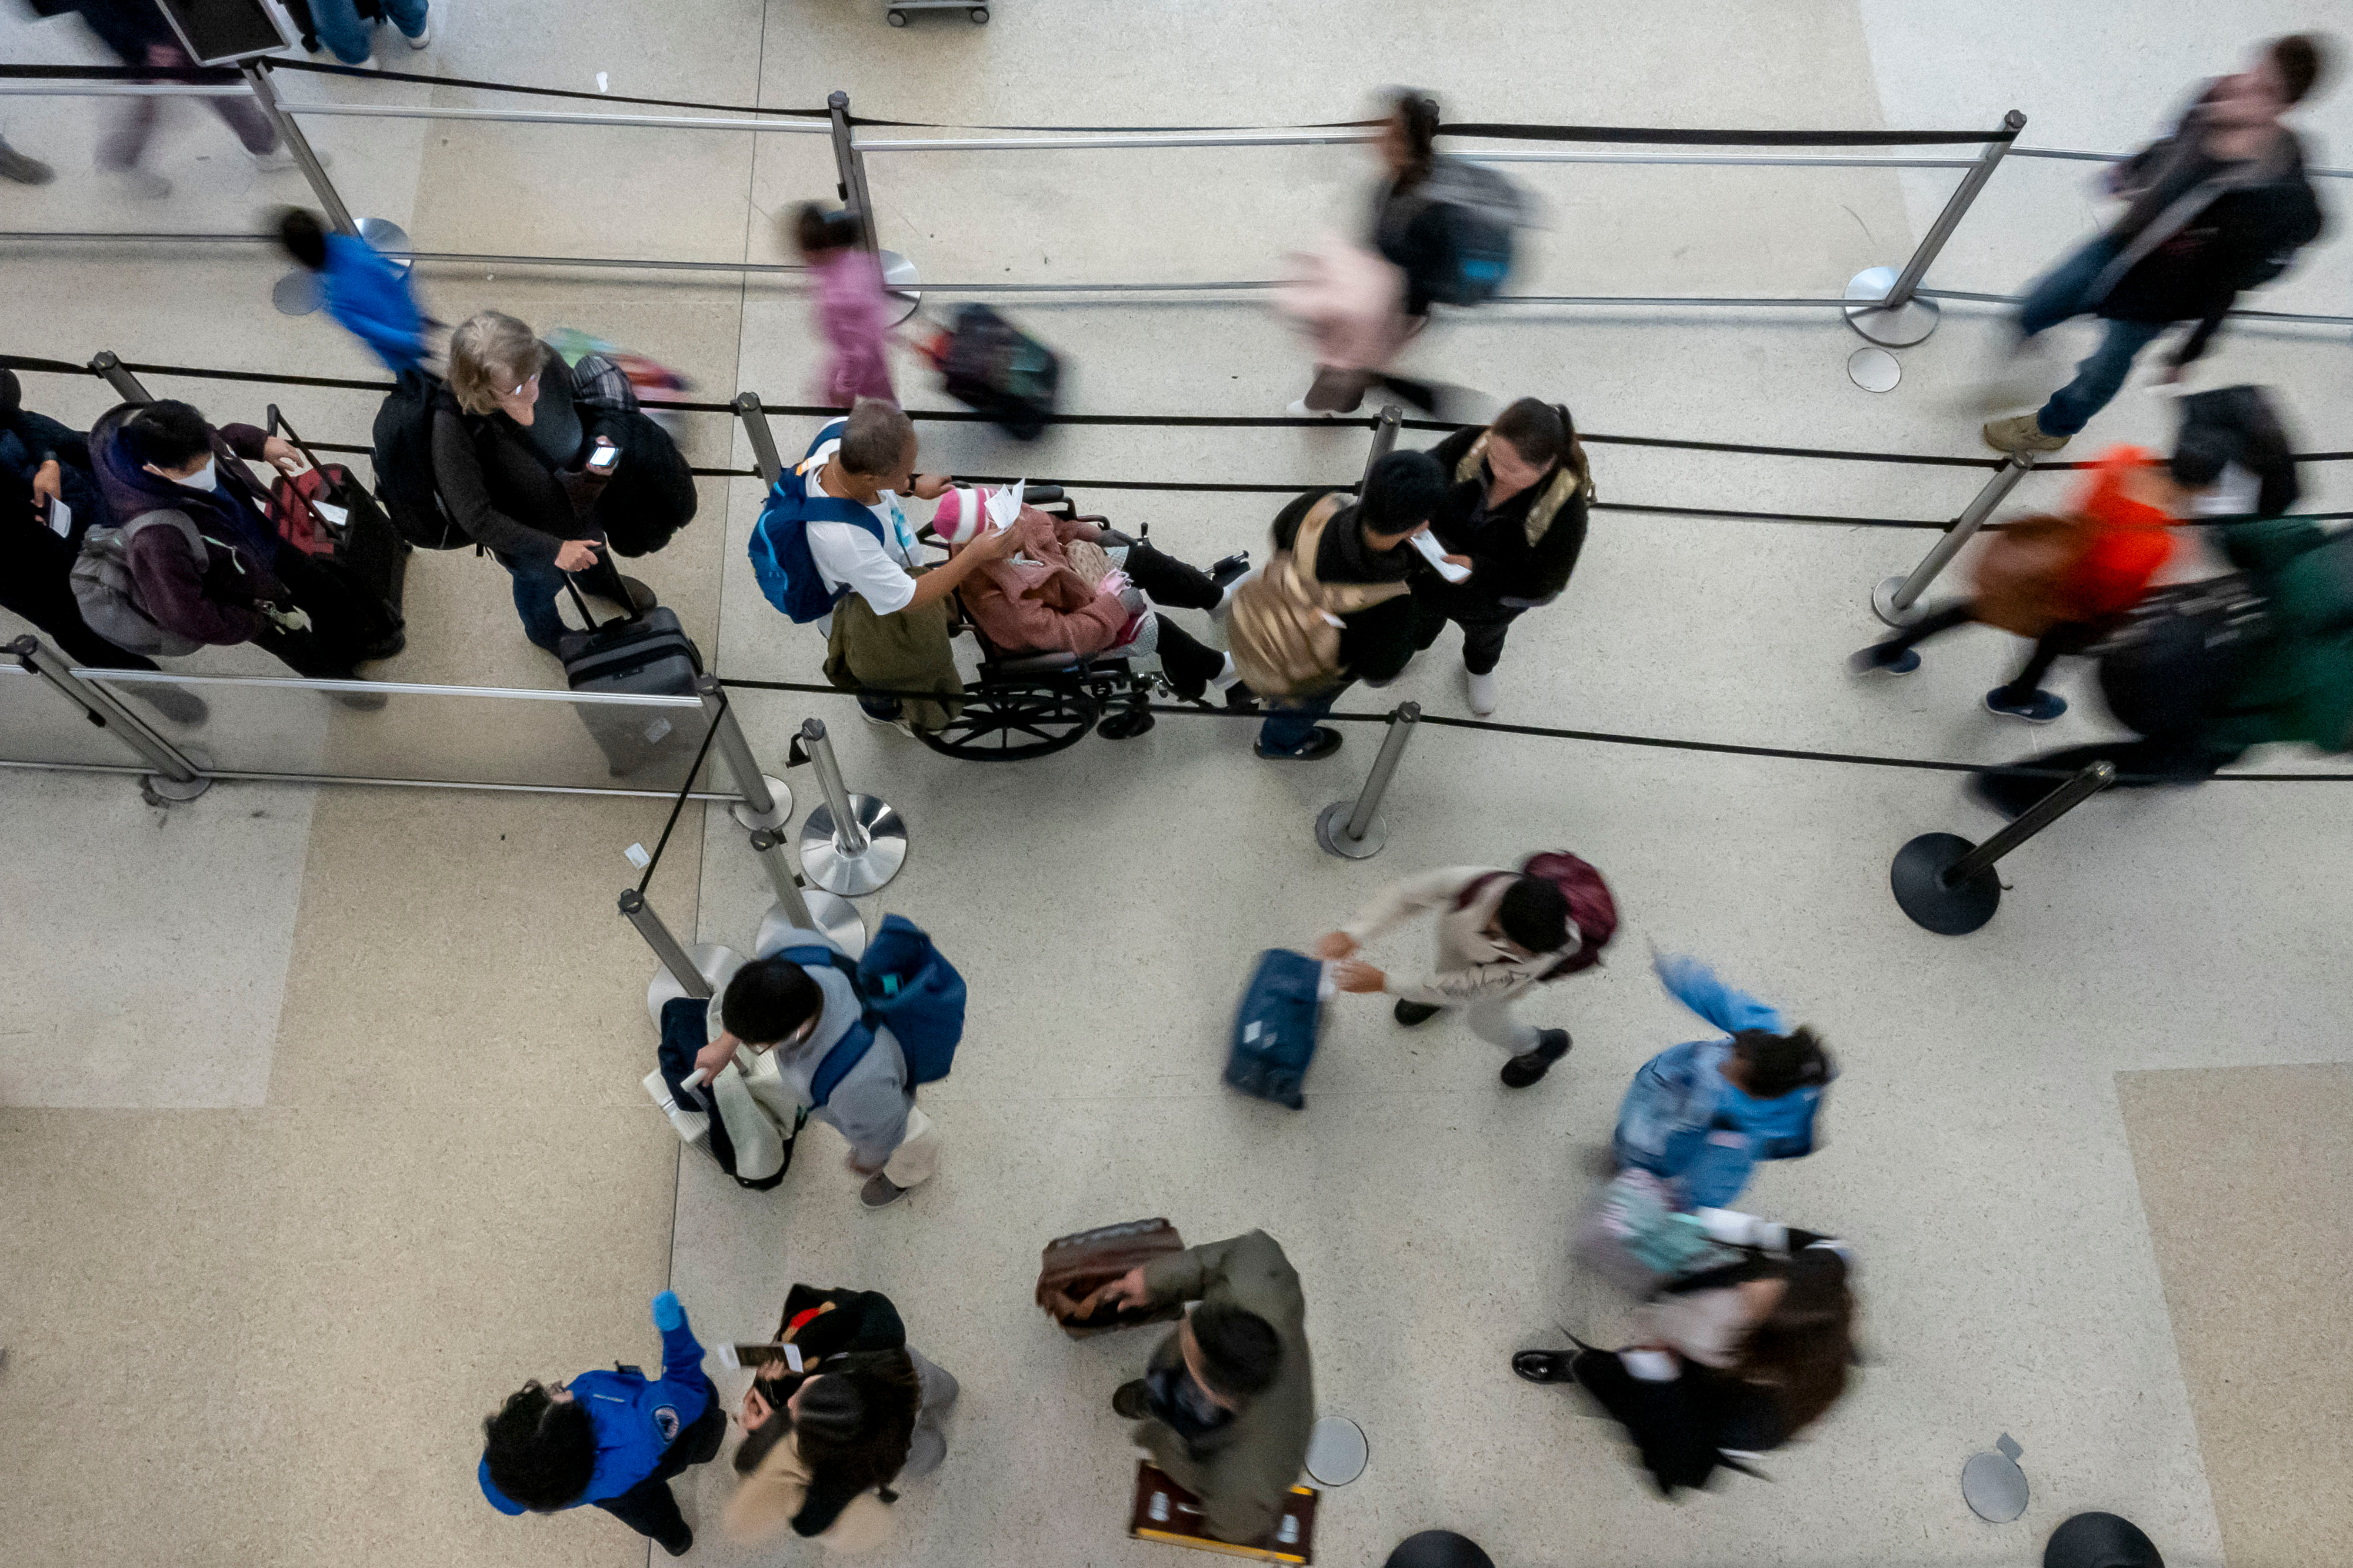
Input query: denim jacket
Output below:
<box><xmin>1612</xmin><ymin>954</ymin><xmax>1828</xmax><ymax>1210</ymax></box>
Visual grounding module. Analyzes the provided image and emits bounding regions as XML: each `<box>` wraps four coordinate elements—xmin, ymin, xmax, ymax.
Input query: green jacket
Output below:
<box><xmin>2211</xmin><ymin>518</ymin><xmax>2353</xmax><ymax>753</ymax></box>
<box><xmin>1135</xmin><ymin>1230</ymin><xmax>1315</xmax><ymax>1544</ymax></box>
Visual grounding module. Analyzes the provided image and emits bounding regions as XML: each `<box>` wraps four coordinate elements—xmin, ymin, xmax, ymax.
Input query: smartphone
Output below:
<box><xmin>44</xmin><ymin>497</ymin><xmax>71</xmax><ymax>540</ymax></box>
<box><xmin>718</xmin><ymin>1342</ymin><xmax>802</xmax><ymax>1372</ymax></box>
<box><xmin>586</xmin><ymin>441</ymin><xmax>621</xmax><ymax>476</ymax></box>
<box><xmin>1410</xmin><ymin>529</ymin><xmax>1472</xmax><ymax>583</ymax></box>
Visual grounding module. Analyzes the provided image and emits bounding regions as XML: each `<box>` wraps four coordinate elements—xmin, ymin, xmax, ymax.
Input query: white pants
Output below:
<box><xmin>880</xmin><ymin>1104</ymin><xmax>941</xmax><ymax>1188</ymax></box>
<box><xmin>1462</xmin><ymin>997</ymin><xmax>1541</xmax><ymax>1055</ymax></box>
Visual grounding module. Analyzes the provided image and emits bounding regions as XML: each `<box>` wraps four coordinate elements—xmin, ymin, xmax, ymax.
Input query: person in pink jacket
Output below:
<box><xmin>796</xmin><ymin>206</ymin><xmax>898</xmax><ymax>408</ymax></box>
<box><xmin>932</xmin><ymin>485</ymin><xmax>1249</xmax><ymax>702</ymax></box>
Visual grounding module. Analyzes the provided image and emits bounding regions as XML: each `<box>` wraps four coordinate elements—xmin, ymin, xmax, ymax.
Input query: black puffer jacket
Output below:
<box><xmin>1421</xmin><ymin>421</ymin><xmax>1591</xmax><ymax>608</ymax></box>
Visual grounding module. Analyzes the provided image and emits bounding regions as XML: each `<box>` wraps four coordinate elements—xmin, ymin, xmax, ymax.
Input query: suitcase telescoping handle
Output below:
<box><xmin>559</xmin><ymin>568</ymin><xmax>629</xmax><ymax>635</ymax></box>
<box><xmin>263</xmin><ymin>401</ymin><xmax>349</xmax><ymax>542</ymax></box>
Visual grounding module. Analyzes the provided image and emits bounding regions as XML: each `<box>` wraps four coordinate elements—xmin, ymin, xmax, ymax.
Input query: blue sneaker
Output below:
<box><xmin>1849</xmin><ymin>644</ymin><xmax>1920</xmax><ymax>676</ymax></box>
<box><xmin>1985</xmin><ymin>687</ymin><xmax>2067</xmax><ymax>723</ymax></box>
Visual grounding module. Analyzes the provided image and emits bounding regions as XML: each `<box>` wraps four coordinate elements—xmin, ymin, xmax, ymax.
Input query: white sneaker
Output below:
<box><xmin>1285</xmin><ymin>399</ymin><xmax>1341</xmax><ymax>419</ymax></box>
<box><xmin>404</xmin><ymin>18</ymin><xmax>432</xmax><ymax>48</ymax></box>
<box><xmin>1465</xmin><ymin>667</ymin><xmax>1498</xmax><ymax>716</ymax></box>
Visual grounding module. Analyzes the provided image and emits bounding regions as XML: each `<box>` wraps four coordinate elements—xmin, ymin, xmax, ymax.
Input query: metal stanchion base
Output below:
<box><xmin>1305</xmin><ymin>1415</ymin><xmax>1369</xmax><ymax>1486</ymax></box>
<box><xmin>801</xmin><ymin>795</ymin><xmax>909</xmax><ymax>895</ymax></box>
<box><xmin>140</xmin><ymin>770</ymin><xmax>212</xmax><ymax>805</ymax></box>
<box><xmin>1844</xmin><ymin>266</ymin><xmax>1941</xmax><ymax>348</ymax></box>
<box><xmin>1315</xmin><ymin>800</ymin><xmax>1388</xmax><ymax>860</ymax></box>
<box><xmin>1890</xmin><ymin>832</ymin><xmax>2001</xmax><ymax>935</ymax></box>
<box><xmin>1847</xmin><ymin>345</ymin><xmax>1902</xmax><ymax>393</ymax></box>
<box><xmin>756</xmin><ymin>895</ymin><xmax>867</xmax><ymax>960</ymax></box>
<box><xmin>642</xmin><ymin>942</ymin><xmax>741</xmax><ymax>1026</ymax></box>
<box><xmin>271</xmin><ymin>218</ymin><xmax>412</xmax><ymax>316</ymax></box>
<box><xmin>881</xmin><ymin>249</ymin><xmax>921</xmax><ymax>327</ymax></box>
<box><xmin>729</xmin><ymin>773</ymin><xmax>792</xmax><ymax>832</ymax></box>
<box><xmin>1872</xmin><ymin>573</ymin><xmax>1932</xmax><ymax>628</ymax></box>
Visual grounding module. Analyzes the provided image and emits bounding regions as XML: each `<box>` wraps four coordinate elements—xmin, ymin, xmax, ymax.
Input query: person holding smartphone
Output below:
<box><xmin>435</xmin><ymin>311</ymin><xmax>659</xmax><ymax>655</ymax></box>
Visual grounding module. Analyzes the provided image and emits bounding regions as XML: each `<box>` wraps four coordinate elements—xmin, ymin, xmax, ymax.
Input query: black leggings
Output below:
<box><xmin>1409</xmin><ymin>590</ymin><xmax>1521</xmax><ymax>676</ymax></box>
<box><xmin>1878</xmin><ymin>602</ymin><xmax>2100</xmax><ymax>702</ymax></box>
<box><xmin>1112</xmin><ymin>539</ymin><xmax>1229</xmax><ymax>699</ymax></box>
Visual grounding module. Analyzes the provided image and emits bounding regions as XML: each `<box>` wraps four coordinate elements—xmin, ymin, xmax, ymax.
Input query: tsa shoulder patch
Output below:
<box><xmin>652</xmin><ymin>1404</ymin><xmax>682</xmax><ymax>1444</ymax></box>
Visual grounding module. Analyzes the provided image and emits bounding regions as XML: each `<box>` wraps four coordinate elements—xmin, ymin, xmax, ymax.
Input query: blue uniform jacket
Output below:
<box><xmin>321</xmin><ymin>232</ymin><xmax>428</xmax><ymax>374</ymax></box>
<box><xmin>1611</xmin><ymin>954</ymin><xmax>1829</xmax><ymax>1210</ymax></box>
<box><xmin>478</xmin><ymin>1315</ymin><xmax>713</xmax><ymax>1512</ymax></box>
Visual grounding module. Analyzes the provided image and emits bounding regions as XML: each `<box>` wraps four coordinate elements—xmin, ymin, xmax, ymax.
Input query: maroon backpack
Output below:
<box><xmin>1453</xmin><ymin>853</ymin><xmax>1618</xmax><ymax>980</ymax></box>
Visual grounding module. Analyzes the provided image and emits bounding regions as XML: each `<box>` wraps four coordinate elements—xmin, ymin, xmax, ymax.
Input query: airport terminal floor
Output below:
<box><xmin>4</xmin><ymin>3</ymin><xmax>2352</xmax><ymax>1566</ymax></box>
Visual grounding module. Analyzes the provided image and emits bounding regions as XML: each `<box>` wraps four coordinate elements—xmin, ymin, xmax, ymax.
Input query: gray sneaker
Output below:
<box><xmin>0</xmin><ymin>139</ymin><xmax>55</xmax><ymax>186</ymax></box>
<box><xmin>860</xmin><ymin>1172</ymin><xmax>909</xmax><ymax>1209</ymax></box>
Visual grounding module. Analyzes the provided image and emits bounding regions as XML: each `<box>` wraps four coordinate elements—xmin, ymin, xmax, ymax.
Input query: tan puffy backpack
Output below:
<box><xmin>1227</xmin><ymin>494</ymin><xmax>1409</xmax><ymax>698</ymax></box>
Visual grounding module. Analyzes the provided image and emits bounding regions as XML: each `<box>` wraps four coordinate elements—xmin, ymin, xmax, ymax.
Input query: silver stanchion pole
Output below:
<box><xmin>618</xmin><ymin>888</ymin><xmax>715</xmax><ymax>997</ymax></box>
<box><xmin>1315</xmin><ymin>702</ymin><xmax>1419</xmax><ymax>859</ymax></box>
<box><xmin>88</xmin><ymin>351</ymin><xmax>152</xmax><ymax>404</ymax></box>
<box><xmin>828</xmin><ymin>89</ymin><xmax>921</xmax><ymax>326</ymax></box>
<box><xmin>1889</xmin><ymin>760</ymin><xmax>2114</xmax><ymax>934</ymax></box>
<box><xmin>796</xmin><ymin>716</ymin><xmax>909</xmax><ymax>895</ymax></box>
<box><xmin>1357</xmin><ymin>405</ymin><xmax>1402</xmax><ymax>489</ymax></box>
<box><xmin>694</xmin><ymin>676</ymin><xmax>790</xmax><ymax>830</ymax></box>
<box><xmin>749</xmin><ymin>828</ymin><xmax>867</xmax><ymax>958</ymax></box>
<box><xmin>11</xmin><ymin>633</ymin><xmax>209</xmax><ymax>803</ymax></box>
<box><xmin>1845</xmin><ymin>110</ymin><xmax>2027</xmax><ymax>348</ymax></box>
<box><xmin>1872</xmin><ymin>451</ymin><xmax>2036</xmax><ymax>626</ymax></box>
<box><xmin>735</xmin><ymin>392</ymin><xmax>786</xmax><ymax>487</ymax></box>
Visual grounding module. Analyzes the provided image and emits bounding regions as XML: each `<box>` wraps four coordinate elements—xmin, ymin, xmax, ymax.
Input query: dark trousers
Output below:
<box><xmin>593</xmin><ymin>1393</ymin><xmax>726</xmax><ymax>1544</ymax></box>
<box><xmin>1878</xmin><ymin>602</ymin><xmax>2099</xmax><ymax>701</ymax></box>
<box><xmin>1259</xmin><ymin>685</ymin><xmax>1344</xmax><ymax>752</ymax></box>
<box><xmin>258</xmin><ymin>542</ymin><xmax>385</xmax><ymax>678</ymax></box>
<box><xmin>502</xmin><ymin>550</ymin><xmax>628</xmax><ymax>655</ymax></box>
<box><xmin>1409</xmin><ymin>584</ymin><xmax>1521</xmax><ymax>676</ymax></box>
<box><xmin>0</xmin><ymin>521</ymin><xmax>160</xmax><ymax>670</ymax></box>
<box><xmin>1119</xmin><ymin>540</ymin><xmax>1226</xmax><ymax>698</ymax></box>
<box><xmin>96</xmin><ymin>45</ymin><xmax>276</xmax><ymax>170</ymax></box>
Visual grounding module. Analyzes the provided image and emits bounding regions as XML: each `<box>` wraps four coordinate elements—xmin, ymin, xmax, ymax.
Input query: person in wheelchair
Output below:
<box><xmin>930</xmin><ymin>484</ymin><xmax>1250</xmax><ymax>703</ymax></box>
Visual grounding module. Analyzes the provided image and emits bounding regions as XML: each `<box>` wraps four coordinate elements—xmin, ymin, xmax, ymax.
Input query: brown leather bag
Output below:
<box><xmin>1971</xmin><ymin>513</ymin><xmax>2091</xmax><ymax>638</ymax></box>
<box><xmin>1035</xmin><ymin>1217</ymin><xmax>1187</xmax><ymax>1338</ymax></box>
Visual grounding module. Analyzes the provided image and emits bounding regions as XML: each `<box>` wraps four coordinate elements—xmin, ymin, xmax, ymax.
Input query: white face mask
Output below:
<box><xmin>173</xmin><ymin>458</ymin><xmax>219</xmax><ymax>493</ymax></box>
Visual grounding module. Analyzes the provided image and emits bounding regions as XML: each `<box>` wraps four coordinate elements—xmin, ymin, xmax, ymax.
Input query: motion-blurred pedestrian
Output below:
<box><xmin>276</xmin><ymin>208</ymin><xmax>431</xmax><ymax>373</ymax></box>
<box><xmin>0</xmin><ymin>136</ymin><xmax>55</xmax><ymax>185</ymax></box>
<box><xmin>303</xmin><ymin>0</ymin><xmax>431</xmax><ymax>66</ymax></box>
<box><xmin>66</xmin><ymin>1</ymin><xmax>292</xmax><ymax>199</ymax></box>
<box><xmin>1985</xmin><ymin>35</ymin><xmax>2332</xmax><ymax>454</ymax></box>
<box><xmin>795</xmin><ymin>203</ymin><xmax>897</xmax><ymax>408</ymax></box>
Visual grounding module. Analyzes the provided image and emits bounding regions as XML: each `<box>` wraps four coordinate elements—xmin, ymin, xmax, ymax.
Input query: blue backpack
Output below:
<box><xmin>746</xmin><ymin>418</ymin><xmax>883</xmax><ymax>624</ymax></box>
<box><xmin>787</xmin><ymin>916</ymin><xmax>969</xmax><ymax>1104</ymax></box>
<box><xmin>1226</xmin><ymin>949</ymin><xmax>1323</xmax><ymax>1109</ymax></box>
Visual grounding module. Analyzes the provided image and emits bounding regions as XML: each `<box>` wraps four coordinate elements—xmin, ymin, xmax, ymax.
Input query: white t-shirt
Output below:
<box><xmin>801</xmin><ymin>436</ymin><xmax>921</xmax><ymax>629</ymax></box>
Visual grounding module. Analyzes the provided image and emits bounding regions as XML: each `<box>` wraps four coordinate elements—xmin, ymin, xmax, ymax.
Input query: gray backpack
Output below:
<box><xmin>70</xmin><ymin>510</ymin><xmax>209</xmax><ymax>658</ymax></box>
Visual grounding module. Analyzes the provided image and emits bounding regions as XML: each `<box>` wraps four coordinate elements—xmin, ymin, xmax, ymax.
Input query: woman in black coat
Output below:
<box><xmin>434</xmin><ymin>310</ymin><xmax>695</xmax><ymax>654</ymax></box>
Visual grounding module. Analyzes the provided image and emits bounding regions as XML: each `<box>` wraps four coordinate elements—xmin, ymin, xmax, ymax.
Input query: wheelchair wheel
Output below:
<box><xmin>918</xmin><ymin>683</ymin><xmax>1099</xmax><ymax>761</ymax></box>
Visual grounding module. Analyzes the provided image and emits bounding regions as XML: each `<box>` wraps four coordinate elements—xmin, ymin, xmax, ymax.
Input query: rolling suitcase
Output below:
<box><xmin>1225</xmin><ymin>949</ymin><xmax>1324</xmax><ymax>1109</ymax></box>
<box><xmin>556</xmin><ymin>576</ymin><xmax>704</xmax><ymax>778</ymax></box>
<box><xmin>1129</xmin><ymin>1462</ymin><xmax>1318</xmax><ymax>1564</ymax></box>
<box><xmin>1034</xmin><ymin>1218</ymin><xmax>1187</xmax><ymax>1338</ymax></box>
<box><xmin>264</xmin><ymin>403</ymin><xmax>410</xmax><ymax>661</ymax></box>
<box><xmin>932</xmin><ymin>303</ymin><xmax>1061</xmax><ymax>440</ymax></box>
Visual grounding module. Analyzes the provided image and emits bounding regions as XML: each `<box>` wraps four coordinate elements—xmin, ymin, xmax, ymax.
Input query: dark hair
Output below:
<box><xmin>734</xmin><ymin>1355</ymin><xmax>919</xmax><ymax>1536</ymax></box>
<box><xmin>1731</xmin><ymin>1027</ymin><xmax>1834</xmax><ymax>1099</ymax></box>
<box><xmin>1188</xmin><ymin>1302</ymin><xmax>1282</xmax><ymax>1400</ymax></box>
<box><xmin>2270</xmin><ymin>34</ymin><xmax>2331</xmax><ymax>106</ymax></box>
<box><xmin>721</xmin><ymin>956</ymin><xmax>826</xmax><ymax>1046</ymax></box>
<box><xmin>1732</xmin><ymin>1248</ymin><xmax>1854</xmax><ymax>1433</ymax></box>
<box><xmin>1489</xmin><ymin>398</ymin><xmax>1593</xmax><ymax>496</ymax></box>
<box><xmin>125</xmin><ymin>401</ymin><xmax>215</xmax><ymax>471</ymax></box>
<box><xmin>795</xmin><ymin>202</ymin><xmax>862</xmax><ymax>256</ymax></box>
<box><xmin>482</xmin><ymin>1381</ymin><xmax>596</xmax><ymax>1511</ymax></box>
<box><xmin>1387</xmin><ymin>88</ymin><xmax>1440</xmax><ymax>188</ymax></box>
<box><xmin>1496</xmin><ymin>876</ymin><xmax>1571</xmax><ymax>954</ymax></box>
<box><xmin>839</xmin><ymin>397</ymin><xmax>915</xmax><ymax>479</ymax></box>
<box><xmin>1358</xmin><ymin>449</ymin><xmax>1448</xmax><ymax>539</ymax></box>
<box><xmin>0</xmin><ymin>368</ymin><xmax>19</xmax><ymax>419</ymax></box>
<box><xmin>276</xmin><ymin>206</ymin><xmax>328</xmax><ymax>270</ymax></box>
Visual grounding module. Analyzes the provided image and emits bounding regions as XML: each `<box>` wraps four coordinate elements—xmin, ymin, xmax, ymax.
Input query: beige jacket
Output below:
<box><xmin>1341</xmin><ymin>865</ymin><xmax>1579</xmax><ymax>1006</ymax></box>
<box><xmin>723</xmin><ymin>1432</ymin><xmax>895</xmax><ymax>1554</ymax></box>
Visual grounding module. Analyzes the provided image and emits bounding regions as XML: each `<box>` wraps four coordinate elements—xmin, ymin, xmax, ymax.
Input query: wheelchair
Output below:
<box><xmin>912</xmin><ymin>486</ymin><xmax>1191</xmax><ymax>763</ymax></box>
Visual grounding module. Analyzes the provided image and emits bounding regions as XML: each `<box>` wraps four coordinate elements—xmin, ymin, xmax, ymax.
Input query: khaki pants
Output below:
<box><xmin>881</xmin><ymin>1104</ymin><xmax>942</xmax><ymax>1189</ymax></box>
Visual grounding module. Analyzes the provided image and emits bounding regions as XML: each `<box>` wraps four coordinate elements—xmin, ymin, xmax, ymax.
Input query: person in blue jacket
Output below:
<box><xmin>478</xmin><ymin>1290</ymin><xmax>724</xmax><ymax>1557</ymax></box>
<box><xmin>276</xmin><ymin>208</ymin><xmax>431</xmax><ymax>374</ymax></box>
<box><xmin>1612</xmin><ymin>953</ymin><xmax>1837</xmax><ymax>1210</ymax></box>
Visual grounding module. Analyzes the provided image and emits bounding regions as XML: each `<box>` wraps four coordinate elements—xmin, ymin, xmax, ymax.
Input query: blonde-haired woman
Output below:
<box><xmin>432</xmin><ymin>310</ymin><xmax>652</xmax><ymax>652</ymax></box>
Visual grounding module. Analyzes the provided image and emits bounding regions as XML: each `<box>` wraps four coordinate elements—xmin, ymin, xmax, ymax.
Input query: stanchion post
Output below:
<box><xmin>11</xmin><ymin>633</ymin><xmax>209</xmax><ymax>802</ymax></box>
<box><xmin>826</xmin><ymin>89</ymin><xmax>921</xmax><ymax>326</ymax></box>
<box><xmin>735</xmin><ymin>392</ymin><xmax>786</xmax><ymax>487</ymax></box>
<box><xmin>749</xmin><ymin>827</ymin><xmax>867</xmax><ymax>957</ymax></box>
<box><xmin>694</xmin><ymin>676</ymin><xmax>790</xmax><ymax>830</ymax></box>
<box><xmin>1358</xmin><ymin>405</ymin><xmax>1402</xmax><ymax>490</ymax></box>
<box><xmin>796</xmin><ymin>716</ymin><xmax>909</xmax><ymax>895</ymax></box>
<box><xmin>1889</xmin><ymin>760</ymin><xmax>2114</xmax><ymax>934</ymax></box>
<box><xmin>88</xmin><ymin>351</ymin><xmax>152</xmax><ymax>404</ymax></box>
<box><xmin>1872</xmin><ymin>450</ymin><xmax>2036</xmax><ymax>626</ymax></box>
<box><xmin>618</xmin><ymin>888</ymin><xmax>714</xmax><ymax>996</ymax></box>
<box><xmin>238</xmin><ymin>63</ymin><xmax>358</xmax><ymax>236</ymax></box>
<box><xmin>1315</xmin><ymin>702</ymin><xmax>1419</xmax><ymax>859</ymax></box>
<box><xmin>1845</xmin><ymin>109</ymin><xmax>2026</xmax><ymax>348</ymax></box>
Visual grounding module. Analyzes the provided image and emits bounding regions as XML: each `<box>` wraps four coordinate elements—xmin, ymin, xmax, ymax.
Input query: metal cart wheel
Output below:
<box><xmin>888</xmin><ymin>8</ymin><xmax>908</xmax><ymax>24</ymax></box>
<box><xmin>970</xmin><ymin>6</ymin><xmax>989</xmax><ymax>20</ymax></box>
<box><xmin>918</xmin><ymin>682</ymin><xmax>1099</xmax><ymax>761</ymax></box>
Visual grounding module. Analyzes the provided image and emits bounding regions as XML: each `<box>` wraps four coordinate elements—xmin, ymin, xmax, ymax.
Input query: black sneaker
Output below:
<box><xmin>1254</xmin><ymin>726</ymin><xmax>1342</xmax><ymax>761</ymax></box>
<box><xmin>618</xmin><ymin>575</ymin><xmax>659</xmax><ymax>616</ymax></box>
<box><xmin>1499</xmin><ymin>1029</ymin><xmax>1571</xmax><ymax>1088</ymax></box>
<box><xmin>1511</xmin><ymin>1350</ymin><xmax>1578</xmax><ymax>1385</ymax></box>
<box><xmin>1112</xmin><ymin>1379</ymin><xmax>1151</xmax><ymax>1419</ymax></box>
<box><xmin>1393</xmin><ymin>999</ymin><xmax>1441</xmax><ymax>1027</ymax></box>
<box><xmin>655</xmin><ymin>1520</ymin><xmax>693</xmax><ymax>1557</ymax></box>
<box><xmin>1222</xmin><ymin>685</ymin><xmax>1261</xmax><ymax>715</ymax></box>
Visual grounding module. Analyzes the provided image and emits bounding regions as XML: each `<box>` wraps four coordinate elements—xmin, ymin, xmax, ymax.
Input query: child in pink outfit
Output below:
<box><xmin>796</xmin><ymin>205</ymin><xmax>897</xmax><ymax>408</ymax></box>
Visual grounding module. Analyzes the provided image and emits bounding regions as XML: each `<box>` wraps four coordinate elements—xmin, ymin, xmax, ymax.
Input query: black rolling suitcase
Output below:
<box><xmin>931</xmin><ymin>303</ymin><xmax>1061</xmax><ymax>440</ymax></box>
<box><xmin>264</xmin><ymin>404</ymin><xmax>411</xmax><ymax>662</ymax></box>
<box><xmin>556</xmin><ymin>577</ymin><xmax>705</xmax><ymax>778</ymax></box>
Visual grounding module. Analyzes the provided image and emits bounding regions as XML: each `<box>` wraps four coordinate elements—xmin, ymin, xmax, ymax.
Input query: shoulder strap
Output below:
<box><xmin>1289</xmin><ymin>495</ymin><xmax>1345</xmax><ymax>595</ymax></box>
<box><xmin>779</xmin><ymin>944</ymin><xmax>884</xmax><ymax>1109</ymax></box>
<box><xmin>117</xmin><ymin>508</ymin><xmax>205</xmax><ymax>555</ymax></box>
